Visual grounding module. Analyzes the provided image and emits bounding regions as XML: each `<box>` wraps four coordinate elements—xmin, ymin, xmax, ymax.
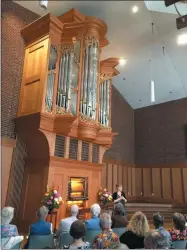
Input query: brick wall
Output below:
<box><xmin>2</xmin><ymin>0</ymin><xmax>39</xmax><ymax>138</ymax></box>
<box><xmin>104</xmin><ymin>86</ymin><xmax>135</xmax><ymax>164</ymax></box>
<box><xmin>135</xmin><ymin>98</ymin><xmax>187</xmax><ymax>164</ymax></box>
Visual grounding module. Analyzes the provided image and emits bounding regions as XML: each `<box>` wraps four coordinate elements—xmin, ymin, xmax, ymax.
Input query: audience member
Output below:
<box><xmin>144</xmin><ymin>230</ymin><xmax>169</xmax><ymax>249</ymax></box>
<box><xmin>169</xmin><ymin>213</ymin><xmax>187</xmax><ymax>241</ymax></box>
<box><xmin>114</xmin><ymin>243</ymin><xmax>129</xmax><ymax>249</ymax></box>
<box><xmin>57</xmin><ymin>205</ymin><xmax>79</xmax><ymax>236</ymax></box>
<box><xmin>1</xmin><ymin>207</ymin><xmax>18</xmax><ymax>238</ymax></box>
<box><xmin>63</xmin><ymin>220</ymin><xmax>90</xmax><ymax>249</ymax></box>
<box><xmin>120</xmin><ymin>211</ymin><xmax>149</xmax><ymax>249</ymax></box>
<box><xmin>30</xmin><ymin>206</ymin><xmax>52</xmax><ymax>235</ymax></box>
<box><xmin>153</xmin><ymin>212</ymin><xmax>171</xmax><ymax>247</ymax></box>
<box><xmin>112</xmin><ymin>203</ymin><xmax>128</xmax><ymax>228</ymax></box>
<box><xmin>85</xmin><ymin>204</ymin><xmax>101</xmax><ymax>230</ymax></box>
<box><xmin>92</xmin><ymin>213</ymin><xmax>119</xmax><ymax>249</ymax></box>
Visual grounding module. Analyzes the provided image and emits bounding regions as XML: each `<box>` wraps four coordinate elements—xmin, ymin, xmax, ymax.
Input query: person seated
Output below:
<box><xmin>144</xmin><ymin>230</ymin><xmax>170</xmax><ymax>249</ymax></box>
<box><xmin>30</xmin><ymin>206</ymin><xmax>52</xmax><ymax>235</ymax></box>
<box><xmin>1</xmin><ymin>207</ymin><xmax>18</xmax><ymax>238</ymax></box>
<box><xmin>120</xmin><ymin>211</ymin><xmax>150</xmax><ymax>249</ymax></box>
<box><xmin>85</xmin><ymin>204</ymin><xmax>101</xmax><ymax>230</ymax></box>
<box><xmin>92</xmin><ymin>213</ymin><xmax>120</xmax><ymax>249</ymax></box>
<box><xmin>112</xmin><ymin>203</ymin><xmax>128</xmax><ymax>228</ymax></box>
<box><xmin>57</xmin><ymin>205</ymin><xmax>79</xmax><ymax>236</ymax></box>
<box><xmin>153</xmin><ymin>212</ymin><xmax>171</xmax><ymax>247</ymax></box>
<box><xmin>63</xmin><ymin>220</ymin><xmax>90</xmax><ymax>249</ymax></box>
<box><xmin>169</xmin><ymin>213</ymin><xmax>187</xmax><ymax>241</ymax></box>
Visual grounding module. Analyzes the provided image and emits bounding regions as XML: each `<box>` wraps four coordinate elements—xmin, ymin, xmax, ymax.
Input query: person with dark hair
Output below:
<box><xmin>169</xmin><ymin>213</ymin><xmax>187</xmax><ymax>241</ymax></box>
<box><xmin>63</xmin><ymin>220</ymin><xmax>90</xmax><ymax>249</ymax></box>
<box><xmin>112</xmin><ymin>184</ymin><xmax>127</xmax><ymax>216</ymax></box>
<box><xmin>153</xmin><ymin>213</ymin><xmax>171</xmax><ymax>247</ymax></box>
<box><xmin>144</xmin><ymin>230</ymin><xmax>170</xmax><ymax>249</ymax></box>
<box><xmin>112</xmin><ymin>203</ymin><xmax>128</xmax><ymax>228</ymax></box>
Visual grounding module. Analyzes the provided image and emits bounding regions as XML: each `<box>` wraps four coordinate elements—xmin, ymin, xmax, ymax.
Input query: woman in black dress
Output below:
<box><xmin>112</xmin><ymin>184</ymin><xmax>127</xmax><ymax>216</ymax></box>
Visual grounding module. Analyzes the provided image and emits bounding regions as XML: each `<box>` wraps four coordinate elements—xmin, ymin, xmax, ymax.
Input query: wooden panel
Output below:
<box><xmin>128</xmin><ymin>167</ymin><xmax>132</xmax><ymax>196</ymax></box>
<box><xmin>135</xmin><ymin>168</ymin><xmax>142</xmax><ymax>197</ymax></box>
<box><xmin>23</xmin><ymin>173</ymin><xmax>43</xmax><ymax>221</ymax></box>
<box><xmin>117</xmin><ymin>165</ymin><xmax>123</xmax><ymax>187</ymax></box>
<box><xmin>152</xmin><ymin>168</ymin><xmax>161</xmax><ymax>197</ymax></box>
<box><xmin>18</xmin><ymin>38</ymin><xmax>49</xmax><ymax>116</ymax></box>
<box><xmin>162</xmin><ymin>168</ymin><xmax>172</xmax><ymax>199</ymax></box>
<box><xmin>132</xmin><ymin>168</ymin><xmax>136</xmax><ymax>196</ymax></box>
<box><xmin>143</xmin><ymin>168</ymin><xmax>152</xmax><ymax>197</ymax></box>
<box><xmin>107</xmin><ymin>164</ymin><xmax>113</xmax><ymax>192</ymax></box>
<box><xmin>122</xmin><ymin>166</ymin><xmax>128</xmax><ymax>196</ymax></box>
<box><xmin>101</xmin><ymin>164</ymin><xmax>107</xmax><ymax>189</ymax></box>
<box><xmin>183</xmin><ymin>168</ymin><xmax>187</xmax><ymax>202</ymax></box>
<box><xmin>172</xmin><ymin>168</ymin><xmax>183</xmax><ymax>202</ymax></box>
<box><xmin>21</xmin><ymin>81</ymin><xmax>40</xmax><ymax>113</ymax></box>
<box><xmin>113</xmin><ymin>164</ymin><xmax>118</xmax><ymax>193</ymax></box>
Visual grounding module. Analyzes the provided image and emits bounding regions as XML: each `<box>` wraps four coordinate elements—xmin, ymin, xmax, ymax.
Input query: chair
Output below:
<box><xmin>112</xmin><ymin>227</ymin><xmax>126</xmax><ymax>237</ymax></box>
<box><xmin>84</xmin><ymin>230</ymin><xmax>101</xmax><ymax>245</ymax></box>
<box><xmin>172</xmin><ymin>240</ymin><xmax>187</xmax><ymax>249</ymax></box>
<box><xmin>1</xmin><ymin>236</ymin><xmax>24</xmax><ymax>249</ymax></box>
<box><xmin>28</xmin><ymin>234</ymin><xmax>54</xmax><ymax>249</ymax></box>
<box><xmin>59</xmin><ymin>232</ymin><xmax>73</xmax><ymax>248</ymax></box>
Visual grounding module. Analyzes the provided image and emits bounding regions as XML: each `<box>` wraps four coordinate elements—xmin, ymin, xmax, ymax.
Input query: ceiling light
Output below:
<box><xmin>119</xmin><ymin>58</ymin><xmax>127</xmax><ymax>66</ymax></box>
<box><xmin>150</xmin><ymin>81</ymin><xmax>155</xmax><ymax>103</ymax></box>
<box><xmin>177</xmin><ymin>33</ymin><xmax>187</xmax><ymax>45</ymax></box>
<box><xmin>39</xmin><ymin>0</ymin><xmax>48</xmax><ymax>10</ymax></box>
<box><xmin>132</xmin><ymin>5</ymin><xmax>139</xmax><ymax>13</ymax></box>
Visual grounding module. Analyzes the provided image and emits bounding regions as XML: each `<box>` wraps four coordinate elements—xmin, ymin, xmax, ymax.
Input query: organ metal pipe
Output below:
<box><xmin>106</xmin><ymin>80</ymin><xmax>110</xmax><ymax>127</ymax></box>
<box><xmin>83</xmin><ymin>47</ymin><xmax>89</xmax><ymax>114</ymax></box>
<box><xmin>87</xmin><ymin>44</ymin><xmax>93</xmax><ymax>117</ymax></box>
<box><xmin>63</xmin><ymin>53</ymin><xmax>69</xmax><ymax>95</ymax></box>
<box><xmin>60</xmin><ymin>55</ymin><xmax>65</xmax><ymax>93</ymax></box>
<box><xmin>91</xmin><ymin>44</ymin><xmax>98</xmax><ymax>120</ymax></box>
<box><xmin>66</xmin><ymin>52</ymin><xmax>74</xmax><ymax>110</ymax></box>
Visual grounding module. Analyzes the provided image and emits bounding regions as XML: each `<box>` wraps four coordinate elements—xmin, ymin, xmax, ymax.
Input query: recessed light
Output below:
<box><xmin>132</xmin><ymin>5</ymin><xmax>139</xmax><ymax>13</ymax></box>
<box><xmin>119</xmin><ymin>58</ymin><xmax>127</xmax><ymax>66</ymax></box>
<box><xmin>177</xmin><ymin>33</ymin><xmax>187</xmax><ymax>45</ymax></box>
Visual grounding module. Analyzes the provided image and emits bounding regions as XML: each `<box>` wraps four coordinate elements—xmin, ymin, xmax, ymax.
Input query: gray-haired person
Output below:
<box><xmin>144</xmin><ymin>231</ymin><xmax>170</xmax><ymax>249</ymax></box>
<box><xmin>1</xmin><ymin>207</ymin><xmax>18</xmax><ymax>238</ymax></box>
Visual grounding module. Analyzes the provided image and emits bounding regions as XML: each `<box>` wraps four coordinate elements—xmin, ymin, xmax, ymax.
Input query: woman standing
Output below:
<box><xmin>112</xmin><ymin>184</ymin><xmax>127</xmax><ymax>216</ymax></box>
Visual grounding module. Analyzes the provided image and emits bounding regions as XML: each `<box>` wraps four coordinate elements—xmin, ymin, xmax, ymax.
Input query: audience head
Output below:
<box><xmin>100</xmin><ymin>212</ymin><xmax>112</xmax><ymax>230</ymax></box>
<box><xmin>172</xmin><ymin>212</ymin><xmax>186</xmax><ymax>231</ymax></box>
<box><xmin>144</xmin><ymin>231</ymin><xmax>169</xmax><ymax>249</ymax></box>
<box><xmin>36</xmin><ymin>206</ymin><xmax>49</xmax><ymax>220</ymax></box>
<box><xmin>153</xmin><ymin>212</ymin><xmax>164</xmax><ymax>229</ymax></box>
<box><xmin>71</xmin><ymin>205</ymin><xmax>79</xmax><ymax>217</ymax></box>
<box><xmin>114</xmin><ymin>203</ymin><xmax>124</xmax><ymax>216</ymax></box>
<box><xmin>127</xmin><ymin>211</ymin><xmax>149</xmax><ymax>236</ymax></box>
<box><xmin>70</xmin><ymin>220</ymin><xmax>86</xmax><ymax>240</ymax></box>
<box><xmin>90</xmin><ymin>204</ymin><xmax>101</xmax><ymax>218</ymax></box>
<box><xmin>114</xmin><ymin>243</ymin><xmax>129</xmax><ymax>249</ymax></box>
<box><xmin>116</xmin><ymin>184</ymin><xmax>123</xmax><ymax>192</ymax></box>
<box><xmin>1</xmin><ymin>207</ymin><xmax>14</xmax><ymax>225</ymax></box>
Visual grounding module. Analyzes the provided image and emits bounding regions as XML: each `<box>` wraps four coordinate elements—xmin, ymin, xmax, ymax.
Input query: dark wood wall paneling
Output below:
<box><xmin>102</xmin><ymin>163</ymin><xmax>187</xmax><ymax>203</ymax></box>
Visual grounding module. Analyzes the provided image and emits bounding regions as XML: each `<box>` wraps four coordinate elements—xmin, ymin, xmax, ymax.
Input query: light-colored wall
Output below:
<box><xmin>1</xmin><ymin>137</ymin><xmax>16</xmax><ymax>207</ymax></box>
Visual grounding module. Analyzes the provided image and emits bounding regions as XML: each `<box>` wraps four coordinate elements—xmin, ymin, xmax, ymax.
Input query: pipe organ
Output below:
<box><xmin>16</xmin><ymin>9</ymin><xmax>120</xmax><ymax>232</ymax></box>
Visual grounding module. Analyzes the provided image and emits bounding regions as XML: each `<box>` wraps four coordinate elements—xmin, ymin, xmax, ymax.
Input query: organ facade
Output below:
<box><xmin>16</xmin><ymin>9</ymin><xmax>120</xmax><ymax>232</ymax></box>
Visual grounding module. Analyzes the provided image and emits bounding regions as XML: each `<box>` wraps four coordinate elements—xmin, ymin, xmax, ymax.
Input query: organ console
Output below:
<box><xmin>16</xmin><ymin>9</ymin><xmax>120</xmax><ymax>232</ymax></box>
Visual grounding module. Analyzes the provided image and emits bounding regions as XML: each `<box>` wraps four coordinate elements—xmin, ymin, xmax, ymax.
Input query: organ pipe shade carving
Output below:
<box><xmin>56</xmin><ymin>42</ymin><xmax>80</xmax><ymax>115</ymax></box>
<box><xmin>80</xmin><ymin>38</ymin><xmax>99</xmax><ymax>120</ymax></box>
<box><xmin>99</xmin><ymin>80</ymin><xmax>110</xmax><ymax>127</ymax></box>
<box><xmin>45</xmin><ymin>45</ymin><xmax>57</xmax><ymax>112</ymax></box>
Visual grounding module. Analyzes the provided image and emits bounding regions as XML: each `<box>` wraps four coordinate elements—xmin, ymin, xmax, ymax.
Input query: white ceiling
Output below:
<box><xmin>14</xmin><ymin>1</ymin><xmax>187</xmax><ymax>109</ymax></box>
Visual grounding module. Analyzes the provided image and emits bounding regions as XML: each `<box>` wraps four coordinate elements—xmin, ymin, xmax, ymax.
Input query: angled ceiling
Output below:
<box><xmin>14</xmin><ymin>1</ymin><xmax>187</xmax><ymax>109</ymax></box>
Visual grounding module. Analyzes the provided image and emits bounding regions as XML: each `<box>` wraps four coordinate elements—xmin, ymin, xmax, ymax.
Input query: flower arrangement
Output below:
<box><xmin>42</xmin><ymin>186</ymin><xmax>63</xmax><ymax>213</ymax></box>
<box><xmin>98</xmin><ymin>188</ymin><xmax>113</xmax><ymax>205</ymax></box>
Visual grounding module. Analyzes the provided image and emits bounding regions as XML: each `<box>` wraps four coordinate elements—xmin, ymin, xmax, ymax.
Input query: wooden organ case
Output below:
<box><xmin>16</xmin><ymin>9</ymin><xmax>120</xmax><ymax>232</ymax></box>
